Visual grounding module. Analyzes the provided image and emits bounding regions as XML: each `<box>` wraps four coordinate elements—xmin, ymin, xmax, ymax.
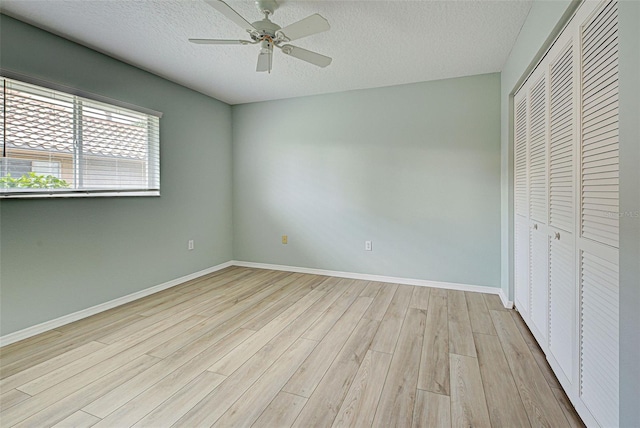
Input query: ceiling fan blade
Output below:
<box><xmin>189</xmin><ymin>39</ymin><xmax>251</xmax><ymax>45</ymax></box>
<box><xmin>276</xmin><ymin>13</ymin><xmax>330</xmax><ymax>42</ymax></box>
<box><xmin>256</xmin><ymin>50</ymin><xmax>273</xmax><ymax>73</ymax></box>
<box><xmin>280</xmin><ymin>45</ymin><xmax>332</xmax><ymax>68</ymax></box>
<box><xmin>203</xmin><ymin>0</ymin><xmax>256</xmax><ymax>31</ymax></box>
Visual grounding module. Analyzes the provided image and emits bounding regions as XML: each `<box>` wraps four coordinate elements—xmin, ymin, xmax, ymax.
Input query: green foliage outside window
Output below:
<box><xmin>0</xmin><ymin>172</ymin><xmax>70</xmax><ymax>189</ymax></box>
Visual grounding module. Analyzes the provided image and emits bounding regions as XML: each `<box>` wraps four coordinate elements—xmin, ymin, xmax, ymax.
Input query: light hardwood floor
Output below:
<box><xmin>0</xmin><ymin>267</ymin><xmax>585</xmax><ymax>427</ymax></box>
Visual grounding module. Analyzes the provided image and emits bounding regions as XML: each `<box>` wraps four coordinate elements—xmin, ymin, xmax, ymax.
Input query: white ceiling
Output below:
<box><xmin>1</xmin><ymin>0</ymin><xmax>533</xmax><ymax>105</ymax></box>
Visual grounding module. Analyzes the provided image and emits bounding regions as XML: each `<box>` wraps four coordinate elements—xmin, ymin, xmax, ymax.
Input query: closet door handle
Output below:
<box><xmin>533</xmin><ymin>224</ymin><xmax>538</xmax><ymax>230</ymax></box>
<box><xmin>555</xmin><ymin>232</ymin><xmax>561</xmax><ymax>240</ymax></box>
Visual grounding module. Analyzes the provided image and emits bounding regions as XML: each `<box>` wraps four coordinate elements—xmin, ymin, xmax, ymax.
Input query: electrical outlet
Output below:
<box><xmin>282</xmin><ymin>235</ymin><xmax>288</xmax><ymax>245</ymax></box>
<box><xmin>188</xmin><ymin>239</ymin><xmax>194</xmax><ymax>250</ymax></box>
<box><xmin>365</xmin><ymin>240</ymin><xmax>372</xmax><ymax>251</ymax></box>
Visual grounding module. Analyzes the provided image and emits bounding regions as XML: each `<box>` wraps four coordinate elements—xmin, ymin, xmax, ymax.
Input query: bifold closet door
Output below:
<box><xmin>512</xmin><ymin>1</ymin><xmax>620</xmax><ymax>425</ymax></box>
<box><xmin>527</xmin><ymin>72</ymin><xmax>549</xmax><ymax>343</ymax></box>
<box><xmin>578</xmin><ymin>0</ymin><xmax>620</xmax><ymax>426</ymax></box>
<box><xmin>547</xmin><ymin>38</ymin><xmax>577</xmax><ymax>385</ymax></box>
<box><xmin>514</xmin><ymin>95</ymin><xmax>530</xmax><ymax>316</ymax></box>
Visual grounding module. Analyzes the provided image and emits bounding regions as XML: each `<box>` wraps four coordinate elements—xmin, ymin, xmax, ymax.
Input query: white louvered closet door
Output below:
<box><xmin>547</xmin><ymin>37</ymin><xmax>577</xmax><ymax>386</ymax></box>
<box><xmin>514</xmin><ymin>95</ymin><xmax>530</xmax><ymax>316</ymax></box>
<box><xmin>515</xmin><ymin>96</ymin><xmax>529</xmax><ymax>219</ymax></box>
<box><xmin>580</xmin><ymin>0</ymin><xmax>619</xmax><ymax>248</ymax></box>
<box><xmin>578</xmin><ymin>1</ymin><xmax>619</xmax><ymax>426</ymax></box>
<box><xmin>527</xmin><ymin>71</ymin><xmax>549</xmax><ymax>343</ymax></box>
<box><xmin>512</xmin><ymin>1</ymin><xmax>620</xmax><ymax>426</ymax></box>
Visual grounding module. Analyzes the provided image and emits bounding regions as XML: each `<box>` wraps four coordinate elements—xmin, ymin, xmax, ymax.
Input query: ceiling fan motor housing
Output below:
<box><xmin>250</xmin><ymin>18</ymin><xmax>281</xmax><ymax>41</ymax></box>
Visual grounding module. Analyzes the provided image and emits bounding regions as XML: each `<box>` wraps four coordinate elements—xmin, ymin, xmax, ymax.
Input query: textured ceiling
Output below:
<box><xmin>1</xmin><ymin>0</ymin><xmax>532</xmax><ymax>105</ymax></box>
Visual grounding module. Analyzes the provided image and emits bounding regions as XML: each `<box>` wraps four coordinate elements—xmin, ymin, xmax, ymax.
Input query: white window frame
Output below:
<box><xmin>0</xmin><ymin>70</ymin><xmax>162</xmax><ymax>198</ymax></box>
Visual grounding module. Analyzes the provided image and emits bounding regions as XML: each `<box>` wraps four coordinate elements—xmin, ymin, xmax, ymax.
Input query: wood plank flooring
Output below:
<box><xmin>0</xmin><ymin>267</ymin><xmax>584</xmax><ymax>427</ymax></box>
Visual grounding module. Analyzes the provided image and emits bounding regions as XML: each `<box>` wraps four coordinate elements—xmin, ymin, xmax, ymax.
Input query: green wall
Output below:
<box><xmin>1</xmin><ymin>7</ymin><xmax>637</xmax><ymax>423</ymax></box>
<box><xmin>0</xmin><ymin>15</ymin><xmax>234</xmax><ymax>335</ymax></box>
<box><xmin>232</xmin><ymin>74</ymin><xmax>502</xmax><ymax>287</ymax></box>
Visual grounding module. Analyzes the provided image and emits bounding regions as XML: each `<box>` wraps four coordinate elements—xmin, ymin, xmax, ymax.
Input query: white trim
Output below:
<box><xmin>0</xmin><ymin>261</ymin><xmax>233</xmax><ymax>347</ymax></box>
<box><xmin>499</xmin><ymin>289</ymin><xmax>515</xmax><ymax>309</ymax></box>
<box><xmin>232</xmin><ymin>260</ymin><xmax>512</xmax><ymax>307</ymax></box>
<box><xmin>1</xmin><ymin>191</ymin><xmax>161</xmax><ymax>199</ymax></box>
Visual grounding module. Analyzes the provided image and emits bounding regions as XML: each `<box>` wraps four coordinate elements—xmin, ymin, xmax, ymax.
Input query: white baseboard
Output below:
<box><xmin>233</xmin><ymin>260</ymin><xmax>512</xmax><ymax>307</ymax></box>
<box><xmin>1</xmin><ymin>259</ymin><xmax>513</xmax><ymax>347</ymax></box>
<box><xmin>0</xmin><ymin>261</ymin><xmax>234</xmax><ymax>347</ymax></box>
<box><xmin>498</xmin><ymin>289</ymin><xmax>514</xmax><ymax>309</ymax></box>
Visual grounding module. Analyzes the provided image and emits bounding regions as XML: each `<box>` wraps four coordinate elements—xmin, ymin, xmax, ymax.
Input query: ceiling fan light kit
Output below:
<box><xmin>190</xmin><ymin>0</ymin><xmax>332</xmax><ymax>73</ymax></box>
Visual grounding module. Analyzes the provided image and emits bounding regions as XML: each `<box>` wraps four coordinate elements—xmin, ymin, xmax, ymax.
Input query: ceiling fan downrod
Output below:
<box><xmin>255</xmin><ymin>0</ymin><xmax>278</xmax><ymax>17</ymax></box>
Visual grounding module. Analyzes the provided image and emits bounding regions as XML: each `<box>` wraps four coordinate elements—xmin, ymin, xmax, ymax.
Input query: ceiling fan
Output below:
<box><xmin>190</xmin><ymin>0</ymin><xmax>332</xmax><ymax>73</ymax></box>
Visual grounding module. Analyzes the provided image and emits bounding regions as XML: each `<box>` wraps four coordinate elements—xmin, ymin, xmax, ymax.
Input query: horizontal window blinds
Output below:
<box><xmin>1</xmin><ymin>77</ymin><xmax>160</xmax><ymax>197</ymax></box>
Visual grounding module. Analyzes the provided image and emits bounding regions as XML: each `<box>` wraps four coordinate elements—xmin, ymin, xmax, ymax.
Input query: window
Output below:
<box><xmin>0</xmin><ymin>75</ymin><xmax>161</xmax><ymax>197</ymax></box>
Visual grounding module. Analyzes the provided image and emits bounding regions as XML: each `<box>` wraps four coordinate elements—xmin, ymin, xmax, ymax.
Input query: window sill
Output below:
<box><xmin>0</xmin><ymin>190</ymin><xmax>161</xmax><ymax>199</ymax></box>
